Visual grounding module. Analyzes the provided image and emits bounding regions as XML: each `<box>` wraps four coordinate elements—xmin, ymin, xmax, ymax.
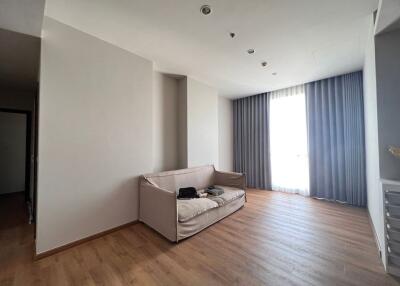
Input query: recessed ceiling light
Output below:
<box><xmin>272</xmin><ymin>72</ymin><xmax>277</xmax><ymax>75</ymax></box>
<box><xmin>200</xmin><ymin>5</ymin><xmax>212</xmax><ymax>15</ymax></box>
<box><xmin>247</xmin><ymin>49</ymin><xmax>255</xmax><ymax>54</ymax></box>
<box><xmin>261</xmin><ymin>61</ymin><xmax>267</xmax><ymax>67</ymax></box>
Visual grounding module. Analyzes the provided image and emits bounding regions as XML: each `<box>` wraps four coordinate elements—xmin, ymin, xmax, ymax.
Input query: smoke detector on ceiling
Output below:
<box><xmin>200</xmin><ymin>5</ymin><xmax>212</xmax><ymax>15</ymax></box>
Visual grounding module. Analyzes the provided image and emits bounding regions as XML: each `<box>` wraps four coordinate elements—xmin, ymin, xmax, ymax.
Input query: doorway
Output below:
<box><xmin>0</xmin><ymin>107</ymin><xmax>37</xmax><ymax>229</ymax></box>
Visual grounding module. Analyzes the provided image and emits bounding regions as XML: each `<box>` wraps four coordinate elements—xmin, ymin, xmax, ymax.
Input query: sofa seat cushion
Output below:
<box><xmin>207</xmin><ymin>185</ymin><xmax>245</xmax><ymax>207</ymax></box>
<box><xmin>177</xmin><ymin>198</ymin><xmax>218</xmax><ymax>223</ymax></box>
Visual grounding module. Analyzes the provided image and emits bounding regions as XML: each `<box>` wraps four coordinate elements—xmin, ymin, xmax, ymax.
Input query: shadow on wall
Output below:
<box><xmin>104</xmin><ymin>176</ymin><xmax>141</xmax><ymax>222</ymax></box>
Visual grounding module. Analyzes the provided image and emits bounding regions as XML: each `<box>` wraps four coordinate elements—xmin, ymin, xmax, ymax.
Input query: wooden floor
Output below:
<box><xmin>1</xmin><ymin>190</ymin><xmax>399</xmax><ymax>286</ymax></box>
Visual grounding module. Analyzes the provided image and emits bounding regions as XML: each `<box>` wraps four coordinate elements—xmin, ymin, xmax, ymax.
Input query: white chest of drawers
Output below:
<box><xmin>383</xmin><ymin>179</ymin><xmax>400</xmax><ymax>276</ymax></box>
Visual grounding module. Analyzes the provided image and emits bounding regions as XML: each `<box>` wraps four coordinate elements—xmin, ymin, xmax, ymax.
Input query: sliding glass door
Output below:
<box><xmin>269</xmin><ymin>85</ymin><xmax>309</xmax><ymax>195</ymax></box>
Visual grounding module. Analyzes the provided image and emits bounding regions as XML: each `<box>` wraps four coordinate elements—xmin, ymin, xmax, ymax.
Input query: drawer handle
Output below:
<box><xmin>386</xmin><ymin>189</ymin><xmax>400</xmax><ymax>193</ymax></box>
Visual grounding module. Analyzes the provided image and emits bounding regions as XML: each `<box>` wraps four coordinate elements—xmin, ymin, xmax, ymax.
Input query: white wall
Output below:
<box><xmin>363</xmin><ymin>15</ymin><xmax>385</xmax><ymax>264</ymax></box>
<box><xmin>36</xmin><ymin>17</ymin><xmax>234</xmax><ymax>253</ymax></box>
<box><xmin>218</xmin><ymin>96</ymin><xmax>233</xmax><ymax>171</ymax></box>
<box><xmin>0</xmin><ymin>112</ymin><xmax>26</xmax><ymax>194</ymax></box>
<box><xmin>177</xmin><ymin>77</ymin><xmax>188</xmax><ymax>169</ymax></box>
<box><xmin>375</xmin><ymin>28</ymin><xmax>400</xmax><ymax>180</ymax></box>
<box><xmin>37</xmin><ymin>17</ymin><xmax>153</xmax><ymax>254</ymax></box>
<box><xmin>153</xmin><ymin>72</ymin><xmax>179</xmax><ymax>172</ymax></box>
<box><xmin>186</xmin><ymin>77</ymin><xmax>219</xmax><ymax>168</ymax></box>
<box><xmin>154</xmin><ymin>73</ymin><xmax>231</xmax><ymax>172</ymax></box>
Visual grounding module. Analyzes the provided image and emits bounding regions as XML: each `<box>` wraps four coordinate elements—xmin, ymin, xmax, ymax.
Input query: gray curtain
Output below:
<box><xmin>233</xmin><ymin>93</ymin><xmax>271</xmax><ymax>189</ymax></box>
<box><xmin>306</xmin><ymin>71</ymin><xmax>366</xmax><ymax>206</ymax></box>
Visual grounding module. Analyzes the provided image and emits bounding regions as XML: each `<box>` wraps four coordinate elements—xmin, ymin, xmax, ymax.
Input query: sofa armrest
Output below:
<box><xmin>214</xmin><ymin>170</ymin><xmax>246</xmax><ymax>190</ymax></box>
<box><xmin>139</xmin><ymin>178</ymin><xmax>177</xmax><ymax>242</ymax></box>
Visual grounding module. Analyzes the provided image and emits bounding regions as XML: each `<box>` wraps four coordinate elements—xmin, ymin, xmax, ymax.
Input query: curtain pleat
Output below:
<box><xmin>305</xmin><ymin>71</ymin><xmax>366</xmax><ymax>206</ymax></box>
<box><xmin>233</xmin><ymin>93</ymin><xmax>271</xmax><ymax>189</ymax></box>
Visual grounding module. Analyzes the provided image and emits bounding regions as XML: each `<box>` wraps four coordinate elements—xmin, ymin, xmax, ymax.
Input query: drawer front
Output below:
<box><xmin>387</xmin><ymin>217</ymin><xmax>400</xmax><ymax>231</ymax></box>
<box><xmin>389</xmin><ymin>240</ymin><xmax>400</xmax><ymax>255</ymax></box>
<box><xmin>388</xmin><ymin>229</ymin><xmax>400</xmax><ymax>242</ymax></box>
<box><xmin>386</xmin><ymin>192</ymin><xmax>400</xmax><ymax>206</ymax></box>
<box><xmin>384</xmin><ymin>184</ymin><xmax>400</xmax><ymax>193</ymax></box>
<box><xmin>389</xmin><ymin>253</ymin><xmax>400</xmax><ymax>267</ymax></box>
<box><xmin>387</xmin><ymin>205</ymin><xmax>400</xmax><ymax>218</ymax></box>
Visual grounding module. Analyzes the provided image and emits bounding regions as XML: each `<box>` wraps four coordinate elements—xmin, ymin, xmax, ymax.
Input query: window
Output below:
<box><xmin>269</xmin><ymin>86</ymin><xmax>309</xmax><ymax>195</ymax></box>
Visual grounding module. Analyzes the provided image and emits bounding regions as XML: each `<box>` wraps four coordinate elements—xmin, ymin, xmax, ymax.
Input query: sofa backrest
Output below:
<box><xmin>143</xmin><ymin>165</ymin><xmax>215</xmax><ymax>192</ymax></box>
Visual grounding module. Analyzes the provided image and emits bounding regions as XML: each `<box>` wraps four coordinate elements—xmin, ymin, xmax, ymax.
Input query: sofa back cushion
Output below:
<box><xmin>143</xmin><ymin>165</ymin><xmax>215</xmax><ymax>193</ymax></box>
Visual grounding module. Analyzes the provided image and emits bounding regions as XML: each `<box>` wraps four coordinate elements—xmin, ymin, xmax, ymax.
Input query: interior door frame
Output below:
<box><xmin>0</xmin><ymin>108</ymin><xmax>33</xmax><ymax>211</ymax></box>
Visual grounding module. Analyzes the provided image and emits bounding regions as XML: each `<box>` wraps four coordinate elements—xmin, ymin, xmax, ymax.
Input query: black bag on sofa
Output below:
<box><xmin>177</xmin><ymin>187</ymin><xmax>199</xmax><ymax>199</ymax></box>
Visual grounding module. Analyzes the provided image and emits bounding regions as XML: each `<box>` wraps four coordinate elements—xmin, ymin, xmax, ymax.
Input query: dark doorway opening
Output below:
<box><xmin>0</xmin><ymin>21</ymin><xmax>41</xmax><ymax>260</ymax></box>
<box><xmin>0</xmin><ymin>105</ymin><xmax>38</xmax><ymax>228</ymax></box>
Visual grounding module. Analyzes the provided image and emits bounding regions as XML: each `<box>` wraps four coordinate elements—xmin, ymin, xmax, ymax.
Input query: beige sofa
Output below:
<box><xmin>139</xmin><ymin>165</ymin><xmax>246</xmax><ymax>242</ymax></box>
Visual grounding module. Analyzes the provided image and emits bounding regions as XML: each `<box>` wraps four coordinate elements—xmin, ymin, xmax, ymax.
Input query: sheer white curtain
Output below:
<box><xmin>269</xmin><ymin>85</ymin><xmax>309</xmax><ymax>196</ymax></box>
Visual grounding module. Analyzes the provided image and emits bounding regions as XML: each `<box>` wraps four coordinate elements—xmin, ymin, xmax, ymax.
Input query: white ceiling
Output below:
<box><xmin>0</xmin><ymin>28</ymin><xmax>40</xmax><ymax>89</ymax></box>
<box><xmin>43</xmin><ymin>0</ymin><xmax>378</xmax><ymax>98</ymax></box>
<box><xmin>375</xmin><ymin>0</ymin><xmax>400</xmax><ymax>34</ymax></box>
<box><xmin>387</xmin><ymin>18</ymin><xmax>400</xmax><ymax>32</ymax></box>
<box><xmin>0</xmin><ymin>0</ymin><xmax>43</xmax><ymax>89</ymax></box>
<box><xmin>0</xmin><ymin>0</ymin><xmax>45</xmax><ymax>37</ymax></box>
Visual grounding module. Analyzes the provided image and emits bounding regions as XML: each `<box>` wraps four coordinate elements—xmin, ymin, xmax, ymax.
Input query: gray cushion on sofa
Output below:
<box><xmin>177</xmin><ymin>198</ymin><xmax>218</xmax><ymax>222</ymax></box>
<box><xmin>207</xmin><ymin>185</ymin><xmax>245</xmax><ymax>207</ymax></box>
<box><xmin>178</xmin><ymin>186</ymin><xmax>245</xmax><ymax>222</ymax></box>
